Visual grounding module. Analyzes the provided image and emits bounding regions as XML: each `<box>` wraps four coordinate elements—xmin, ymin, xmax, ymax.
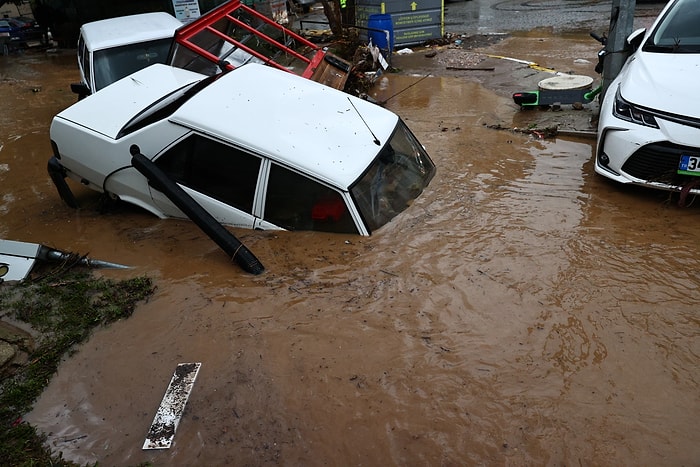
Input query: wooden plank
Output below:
<box><xmin>143</xmin><ymin>362</ymin><xmax>201</xmax><ymax>450</ymax></box>
<box><xmin>446</xmin><ymin>66</ymin><xmax>495</xmax><ymax>71</ymax></box>
<box><xmin>309</xmin><ymin>53</ymin><xmax>351</xmax><ymax>90</ymax></box>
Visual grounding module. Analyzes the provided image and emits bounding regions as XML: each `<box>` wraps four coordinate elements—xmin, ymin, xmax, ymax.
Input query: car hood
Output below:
<box><xmin>617</xmin><ymin>50</ymin><xmax>700</xmax><ymax>119</ymax></box>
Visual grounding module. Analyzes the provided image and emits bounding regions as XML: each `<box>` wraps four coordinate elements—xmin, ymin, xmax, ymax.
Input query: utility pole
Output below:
<box><xmin>602</xmin><ymin>0</ymin><xmax>637</xmax><ymax>98</ymax></box>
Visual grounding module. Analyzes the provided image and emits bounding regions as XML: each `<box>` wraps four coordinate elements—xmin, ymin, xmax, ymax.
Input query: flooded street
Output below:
<box><xmin>2</xmin><ymin>13</ymin><xmax>699</xmax><ymax>467</ymax></box>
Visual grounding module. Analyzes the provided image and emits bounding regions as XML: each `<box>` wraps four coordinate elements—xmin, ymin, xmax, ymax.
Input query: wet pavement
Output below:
<box><xmin>2</xmin><ymin>1</ymin><xmax>699</xmax><ymax>465</ymax></box>
<box><xmin>442</xmin><ymin>0</ymin><xmax>666</xmax><ymax>34</ymax></box>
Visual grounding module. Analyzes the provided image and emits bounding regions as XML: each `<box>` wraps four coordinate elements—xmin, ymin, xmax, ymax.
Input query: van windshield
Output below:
<box><xmin>351</xmin><ymin>121</ymin><xmax>436</xmax><ymax>233</ymax></box>
<box><xmin>93</xmin><ymin>38</ymin><xmax>173</xmax><ymax>91</ymax></box>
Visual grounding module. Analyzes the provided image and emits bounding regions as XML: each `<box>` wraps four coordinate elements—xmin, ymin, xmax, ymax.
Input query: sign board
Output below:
<box><xmin>356</xmin><ymin>0</ymin><xmax>443</xmax><ymax>48</ymax></box>
<box><xmin>172</xmin><ymin>0</ymin><xmax>202</xmax><ymax>23</ymax></box>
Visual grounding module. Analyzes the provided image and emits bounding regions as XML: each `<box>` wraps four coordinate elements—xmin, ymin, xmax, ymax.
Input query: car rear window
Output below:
<box><xmin>351</xmin><ymin>121</ymin><xmax>435</xmax><ymax>233</ymax></box>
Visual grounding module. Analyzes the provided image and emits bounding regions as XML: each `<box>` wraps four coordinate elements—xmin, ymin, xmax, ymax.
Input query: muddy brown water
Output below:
<box><xmin>1</xmin><ymin>34</ymin><xmax>698</xmax><ymax>466</ymax></box>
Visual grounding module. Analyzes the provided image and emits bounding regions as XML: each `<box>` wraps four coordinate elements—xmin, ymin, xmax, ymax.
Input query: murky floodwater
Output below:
<box><xmin>2</xmin><ymin>31</ymin><xmax>698</xmax><ymax>466</ymax></box>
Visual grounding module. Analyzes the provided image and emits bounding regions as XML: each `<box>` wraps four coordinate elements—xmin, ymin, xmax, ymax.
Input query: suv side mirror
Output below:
<box><xmin>70</xmin><ymin>82</ymin><xmax>91</xmax><ymax>100</ymax></box>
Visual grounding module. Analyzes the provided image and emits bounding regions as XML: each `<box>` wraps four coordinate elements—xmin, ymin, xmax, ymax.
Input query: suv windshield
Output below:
<box><xmin>351</xmin><ymin>121</ymin><xmax>435</xmax><ymax>233</ymax></box>
<box><xmin>93</xmin><ymin>38</ymin><xmax>173</xmax><ymax>91</ymax></box>
<box><xmin>645</xmin><ymin>0</ymin><xmax>700</xmax><ymax>53</ymax></box>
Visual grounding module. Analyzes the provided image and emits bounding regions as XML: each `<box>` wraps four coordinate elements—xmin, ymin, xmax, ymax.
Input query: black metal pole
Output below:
<box><xmin>602</xmin><ymin>0</ymin><xmax>637</xmax><ymax>98</ymax></box>
<box><xmin>130</xmin><ymin>145</ymin><xmax>265</xmax><ymax>275</ymax></box>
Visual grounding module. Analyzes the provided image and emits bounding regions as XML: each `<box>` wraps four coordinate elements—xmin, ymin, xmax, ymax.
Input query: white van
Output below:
<box><xmin>71</xmin><ymin>12</ymin><xmax>182</xmax><ymax>98</ymax></box>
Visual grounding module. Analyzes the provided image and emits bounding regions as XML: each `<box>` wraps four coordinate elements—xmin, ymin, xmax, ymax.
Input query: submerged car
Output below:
<box><xmin>48</xmin><ymin>63</ymin><xmax>435</xmax><ymax>236</ymax></box>
<box><xmin>72</xmin><ymin>12</ymin><xmax>182</xmax><ymax>98</ymax></box>
<box><xmin>595</xmin><ymin>0</ymin><xmax>700</xmax><ymax>196</ymax></box>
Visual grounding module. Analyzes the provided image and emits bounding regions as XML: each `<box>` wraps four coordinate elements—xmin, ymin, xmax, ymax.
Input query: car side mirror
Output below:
<box><xmin>627</xmin><ymin>28</ymin><xmax>646</xmax><ymax>53</ymax></box>
<box><xmin>70</xmin><ymin>82</ymin><xmax>91</xmax><ymax>100</ymax></box>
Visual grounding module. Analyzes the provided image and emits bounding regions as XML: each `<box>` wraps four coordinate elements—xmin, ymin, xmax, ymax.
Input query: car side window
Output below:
<box><xmin>156</xmin><ymin>134</ymin><xmax>261</xmax><ymax>213</ymax></box>
<box><xmin>264</xmin><ymin>163</ymin><xmax>357</xmax><ymax>234</ymax></box>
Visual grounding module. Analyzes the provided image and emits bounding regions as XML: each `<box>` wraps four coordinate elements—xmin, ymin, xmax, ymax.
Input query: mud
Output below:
<box><xmin>1</xmin><ymin>25</ymin><xmax>698</xmax><ymax>467</ymax></box>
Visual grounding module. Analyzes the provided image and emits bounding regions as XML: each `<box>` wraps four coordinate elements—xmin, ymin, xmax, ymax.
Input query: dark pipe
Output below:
<box><xmin>129</xmin><ymin>145</ymin><xmax>264</xmax><ymax>275</ymax></box>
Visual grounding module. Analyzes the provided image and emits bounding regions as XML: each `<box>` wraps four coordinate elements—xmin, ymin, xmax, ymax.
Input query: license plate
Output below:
<box><xmin>678</xmin><ymin>154</ymin><xmax>700</xmax><ymax>176</ymax></box>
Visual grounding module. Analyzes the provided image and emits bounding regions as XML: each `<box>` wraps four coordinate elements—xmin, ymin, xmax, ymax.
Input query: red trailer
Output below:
<box><xmin>169</xmin><ymin>0</ymin><xmax>351</xmax><ymax>89</ymax></box>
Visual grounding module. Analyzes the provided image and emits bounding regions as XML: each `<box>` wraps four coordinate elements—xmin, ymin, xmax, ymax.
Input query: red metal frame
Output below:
<box><xmin>174</xmin><ymin>0</ymin><xmax>325</xmax><ymax>76</ymax></box>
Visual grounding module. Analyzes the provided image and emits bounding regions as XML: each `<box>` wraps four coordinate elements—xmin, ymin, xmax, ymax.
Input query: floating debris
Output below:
<box><xmin>486</xmin><ymin>123</ymin><xmax>560</xmax><ymax>139</ymax></box>
<box><xmin>0</xmin><ymin>239</ymin><xmax>130</xmax><ymax>282</ymax></box>
<box><xmin>143</xmin><ymin>362</ymin><xmax>202</xmax><ymax>450</ymax></box>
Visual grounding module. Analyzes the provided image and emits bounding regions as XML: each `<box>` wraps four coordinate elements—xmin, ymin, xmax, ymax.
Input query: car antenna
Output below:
<box><xmin>378</xmin><ymin>74</ymin><xmax>431</xmax><ymax>105</ymax></box>
<box><xmin>347</xmin><ymin>97</ymin><xmax>381</xmax><ymax>146</ymax></box>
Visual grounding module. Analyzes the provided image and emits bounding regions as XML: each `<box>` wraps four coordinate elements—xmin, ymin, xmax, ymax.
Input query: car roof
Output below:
<box><xmin>80</xmin><ymin>12</ymin><xmax>182</xmax><ymax>51</ymax></box>
<box><xmin>55</xmin><ymin>63</ymin><xmax>399</xmax><ymax>190</ymax></box>
<box><xmin>170</xmin><ymin>63</ymin><xmax>399</xmax><ymax>189</ymax></box>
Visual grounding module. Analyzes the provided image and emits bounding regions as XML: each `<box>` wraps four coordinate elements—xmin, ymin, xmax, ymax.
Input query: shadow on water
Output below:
<box><xmin>0</xmin><ymin>39</ymin><xmax>697</xmax><ymax>466</ymax></box>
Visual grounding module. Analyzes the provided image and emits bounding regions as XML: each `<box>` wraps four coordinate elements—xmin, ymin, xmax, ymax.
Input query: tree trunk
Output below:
<box><xmin>319</xmin><ymin>0</ymin><xmax>343</xmax><ymax>37</ymax></box>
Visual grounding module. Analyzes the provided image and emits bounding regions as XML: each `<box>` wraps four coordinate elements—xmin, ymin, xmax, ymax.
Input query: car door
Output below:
<box><xmin>151</xmin><ymin>133</ymin><xmax>260</xmax><ymax>229</ymax></box>
<box><xmin>254</xmin><ymin>161</ymin><xmax>362</xmax><ymax>234</ymax></box>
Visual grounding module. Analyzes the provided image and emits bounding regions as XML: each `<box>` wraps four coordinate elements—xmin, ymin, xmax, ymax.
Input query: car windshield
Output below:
<box><xmin>93</xmin><ymin>38</ymin><xmax>173</xmax><ymax>91</ymax></box>
<box><xmin>644</xmin><ymin>0</ymin><xmax>700</xmax><ymax>53</ymax></box>
<box><xmin>351</xmin><ymin>121</ymin><xmax>435</xmax><ymax>233</ymax></box>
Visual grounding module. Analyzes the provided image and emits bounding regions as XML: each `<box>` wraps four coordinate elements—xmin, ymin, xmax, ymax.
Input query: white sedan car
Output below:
<box><xmin>595</xmin><ymin>0</ymin><xmax>700</xmax><ymax>199</ymax></box>
<box><xmin>48</xmin><ymin>63</ymin><xmax>435</xmax><ymax>236</ymax></box>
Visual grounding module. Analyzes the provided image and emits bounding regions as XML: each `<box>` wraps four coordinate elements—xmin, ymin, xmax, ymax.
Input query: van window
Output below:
<box><xmin>78</xmin><ymin>35</ymin><xmax>91</xmax><ymax>90</ymax></box>
<box><xmin>156</xmin><ymin>134</ymin><xmax>261</xmax><ymax>213</ymax></box>
<box><xmin>264</xmin><ymin>163</ymin><xmax>358</xmax><ymax>234</ymax></box>
<box><xmin>93</xmin><ymin>38</ymin><xmax>173</xmax><ymax>92</ymax></box>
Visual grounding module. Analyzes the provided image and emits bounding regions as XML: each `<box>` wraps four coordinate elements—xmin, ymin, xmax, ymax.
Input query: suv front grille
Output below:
<box><xmin>621</xmin><ymin>142</ymin><xmax>700</xmax><ymax>186</ymax></box>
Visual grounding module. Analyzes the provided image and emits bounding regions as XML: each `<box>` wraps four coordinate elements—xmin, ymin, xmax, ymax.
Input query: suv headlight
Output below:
<box><xmin>612</xmin><ymin>88</ymin><xmax>659</xmax><ymax>128</ymax></box>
